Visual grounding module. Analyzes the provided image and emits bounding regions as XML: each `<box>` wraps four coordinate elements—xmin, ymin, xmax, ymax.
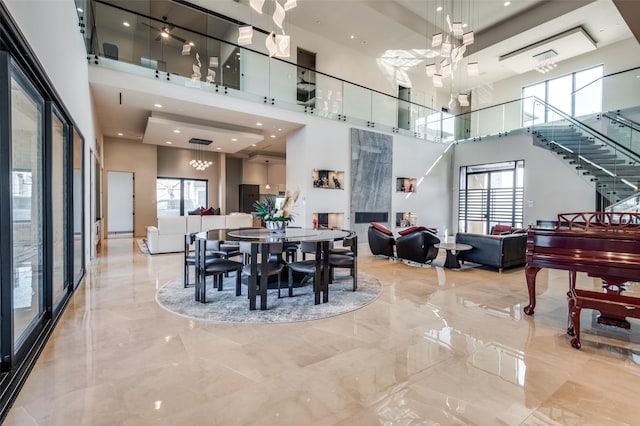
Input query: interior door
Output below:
<box><xmin>107</xmin><ymin>171</ymin><xmax>134</xmax><ymax>237</ymax></box>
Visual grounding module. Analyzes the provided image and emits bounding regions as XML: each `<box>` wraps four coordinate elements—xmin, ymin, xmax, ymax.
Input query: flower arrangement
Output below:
<box><xmin>254</xmin><ymin>187</ymin><xmax>300</xmax><ymax>223</ymax></box>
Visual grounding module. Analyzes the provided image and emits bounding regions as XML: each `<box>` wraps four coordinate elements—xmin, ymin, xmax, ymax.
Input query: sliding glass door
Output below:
<box><xmin>10</xmin><ymin>61</ymin><xmax>45</xmax><ymax>351</ymax></box>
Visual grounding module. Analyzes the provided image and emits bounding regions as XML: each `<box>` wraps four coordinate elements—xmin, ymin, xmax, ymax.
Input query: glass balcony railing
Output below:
<box><xmin>82</xmin><ymin>0</ymin><xmax>447</xmax><ymax>140</ymax></box>
<box><xmin>573</xmin><ymin>66</ymin><xmax>640</xmax><ymax>113</ymax></box>
<box><xmin>79</xmin><ymin>1</ymin><xmax>640</xmax><ymax>152</ymax></box>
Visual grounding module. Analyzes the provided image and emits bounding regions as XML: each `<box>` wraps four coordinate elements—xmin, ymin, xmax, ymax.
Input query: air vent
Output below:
<box><xmin>189</xmin><ymin>138</ymin><xmax>212</xmax><ymax>145</ymax></box>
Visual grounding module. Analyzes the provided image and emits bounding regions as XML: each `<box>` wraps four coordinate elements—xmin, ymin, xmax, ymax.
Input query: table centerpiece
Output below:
<box><xmin>254</xmin><ymin>187</ymin><xmax>300</xmax><ymax>233</ymax></box>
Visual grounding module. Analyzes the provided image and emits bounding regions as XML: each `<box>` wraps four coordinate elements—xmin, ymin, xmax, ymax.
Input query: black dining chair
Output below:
<box><xmin>285</xmin><ymin>241</ymin><xmax>323</xmax><ymax>298</ymax></box>
<box><xmin>328</xmin><ymin>233</ymin><xmax>358</xmax><ymax>291</ymax></box>
<box><xmin>239</xmin><ymin>241</ymin><xmax>285</xmax><ymax>303</ymax></box>
<box><xmin>195</xmin><ymin>238</ymin><xmax>244</xmax><ymax>303</ymax></box>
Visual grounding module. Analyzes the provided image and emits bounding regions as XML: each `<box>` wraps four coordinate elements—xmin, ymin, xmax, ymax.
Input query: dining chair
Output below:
<box><xmin>195</xmin><ymin>238</ymin><xmax>244</xmax><ymax>303</ymax></box>
<box><xmin>285</xmin><ymin>241</ymin><xmax>322</xmax><ymax>298</ymax></box>
<box><xmin>239</xmin><ymin>241</ymin><xmax>285</xmax><ymax>304</ymax></box>
<box><xmin>328</xmin><ymin>233</ymin><xmax>358</xmax><ymax>291</ymax></box>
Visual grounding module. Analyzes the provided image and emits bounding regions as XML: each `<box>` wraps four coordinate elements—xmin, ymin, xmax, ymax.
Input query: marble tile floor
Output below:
<box><xmin>5</xmin><ymin>238</ymin><xmax>640</xmax><ymax>425</ymax></box>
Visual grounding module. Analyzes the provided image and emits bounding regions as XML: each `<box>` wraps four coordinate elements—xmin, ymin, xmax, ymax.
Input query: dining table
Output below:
<box><xmin>195</xmin><ymin>227</ymin><xmax>353</xmax><ymax>310</ymax></box>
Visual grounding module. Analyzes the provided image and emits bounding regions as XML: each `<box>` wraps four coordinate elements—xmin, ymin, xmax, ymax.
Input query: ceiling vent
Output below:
<box><xmin>189</xmin><ymin>138</ymin><xmax>212</xmax><ymax>145</ymax></box>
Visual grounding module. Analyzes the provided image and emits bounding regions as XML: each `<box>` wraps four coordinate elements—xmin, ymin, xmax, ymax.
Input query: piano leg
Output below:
<box><xmin>566</xmin><ymin>270</ymin><xmax>577</xmax><ymax>333</ymax></box>
<box><xmin>524</xmin><ymin>265</ymin><xmax>540</xmax><ymax>315</ymax></box>
<box><xmin>569</xmin><ymin>297</ymin><xmax>582</xmax><ymax>349</ymax></box>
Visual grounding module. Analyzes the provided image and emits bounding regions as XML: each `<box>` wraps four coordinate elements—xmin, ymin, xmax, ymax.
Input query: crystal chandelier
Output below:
<box><xmin>188</xmin><ymin>138</ymin><xmax>213</xmax><ymax>171</ymax></box>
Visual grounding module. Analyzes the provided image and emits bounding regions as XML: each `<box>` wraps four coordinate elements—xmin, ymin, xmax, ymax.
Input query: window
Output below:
<box><xmin>156</xmin><ymin>178</ymin><xmax>208</xmax><ymax>216</ymax></box>
<box><xmin>458</xmin><ymin>161</ymin><xmax>524</xmax><ymax>234</ymax></box>
<box><xmin>522</xmin><ymin>65</ymin><xmax>603</xmax><ymax>126</ymax></box>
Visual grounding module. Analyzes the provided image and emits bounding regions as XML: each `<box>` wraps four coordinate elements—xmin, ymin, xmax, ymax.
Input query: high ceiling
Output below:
<box><xmin>91</xmin><ymin>0</ymin><xmax>638</xmax><ymax>156</ymax></box>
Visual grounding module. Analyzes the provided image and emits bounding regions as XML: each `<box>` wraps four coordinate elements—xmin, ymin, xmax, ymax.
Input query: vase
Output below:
<box><xmin>265</xmin><ymin>220</ymin><xmax>287</xmax><ymax>233</ymax></box>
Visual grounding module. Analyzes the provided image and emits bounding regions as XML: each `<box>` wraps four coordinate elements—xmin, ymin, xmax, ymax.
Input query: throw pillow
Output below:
<box><xmin>491</xmin><ymin>224</ymin><xmax>512</xmax><ymax>235</ymax></box>
<box><xmin>200</xmin><ymin>207</ymin><xmax>214</xmax><ymax>215</ymax></box>
<box><xmin>370</xmin><ymin>222</ymin><xmax>393</xmax><ymax>236</ymax></box>
<box><xmin>398</xmin><ymin>225</ymin><xmax>427</xmax><ymax>236</ymax></box>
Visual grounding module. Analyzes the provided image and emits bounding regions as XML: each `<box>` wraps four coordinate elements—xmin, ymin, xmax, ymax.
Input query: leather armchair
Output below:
<box><xmin>396</xmin><ymin>230</ymin><xmax>440</xmax><ymax>264</ymax></box>
<box><xmin>367</xmin><ymin>226</ymin><xmax>396</xmax><ymax>258</ymax></box>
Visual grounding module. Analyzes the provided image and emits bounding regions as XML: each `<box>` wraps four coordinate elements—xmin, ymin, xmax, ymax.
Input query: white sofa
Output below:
<box><xmin>145</xmin><ymin>213</ymin><xmax>253</xmax><ymax>254</ymax></box>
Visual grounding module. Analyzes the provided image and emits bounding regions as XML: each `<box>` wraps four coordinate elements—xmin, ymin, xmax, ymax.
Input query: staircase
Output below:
<box><xmin>532</xmin><ymin>123</ymin><xmax>640</xmax><ymax>205</ymax></box>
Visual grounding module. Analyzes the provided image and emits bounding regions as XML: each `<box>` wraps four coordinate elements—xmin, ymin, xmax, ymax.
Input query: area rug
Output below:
<box><xmin>155</xmin><ymin>272</ymin><xmax>382</xmax><ymax>324</ymax></box>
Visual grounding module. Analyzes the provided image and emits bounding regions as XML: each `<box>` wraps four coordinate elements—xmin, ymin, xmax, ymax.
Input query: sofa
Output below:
<box><xmin>146</xmin><ymin>213</ymin><xmax>253</xmax><ymax>254</ymax></box>
<box><xmin>454</xmin><ymin>232</ymin><xmax>527</xmax><ymax>272</ymax></box>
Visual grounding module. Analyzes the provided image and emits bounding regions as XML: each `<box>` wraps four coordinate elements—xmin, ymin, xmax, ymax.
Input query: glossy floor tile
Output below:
<box><xmin>5</xmin><ymin>238</ymin><xmax>640</xmax><ymax>425</ymax></box>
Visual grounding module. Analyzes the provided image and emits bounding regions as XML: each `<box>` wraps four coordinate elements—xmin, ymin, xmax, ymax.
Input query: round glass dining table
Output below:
<box><xmin>196</xmin><ymin>228</ymin><xmax>352</xmax><ymax>310</ymax></box>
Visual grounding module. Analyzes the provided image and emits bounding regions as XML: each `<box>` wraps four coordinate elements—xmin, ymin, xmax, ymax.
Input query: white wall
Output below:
<box><xmin>452</xmin><ymin>132</ymin><xmax>596</xmax><ymax>232</ymax></box>
<box><xmin>286</xmin><ymin>116</ymin><xmax>452</xmax><ymax>235</ymax></box>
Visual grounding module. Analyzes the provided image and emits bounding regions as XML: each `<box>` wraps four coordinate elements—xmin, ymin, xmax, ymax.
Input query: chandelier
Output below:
<box><xmin>425</xmin><ymin>1</ymin><xmax>479</xmax><ymax>107</ymax></box>
<box><xmin>237</xmin><ymin>0</ymin><xmax>297</xmax><ymax>58</ymax></box>
<box><xmin>188</xmin><ymin>138</ymin><xmax>213</xmax><ymax>171</ymax></box>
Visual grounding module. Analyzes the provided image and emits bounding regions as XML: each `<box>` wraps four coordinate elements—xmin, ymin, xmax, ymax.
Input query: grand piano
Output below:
<box><xmin>524</xmin><ymin>212</ymin><xmax>640</xmax><ymax>349</ymax></box>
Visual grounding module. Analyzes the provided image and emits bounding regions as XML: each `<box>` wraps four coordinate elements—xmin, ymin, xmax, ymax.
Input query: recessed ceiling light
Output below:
<box><xmin>350</xmin><ymin>35</ymin><xmax>355</xmax><ymax>40</ymax></box>
<box><xmin>189</xmin><ymin>42</ymin><xmax>195</xmax><ymax>46</ymax></box>
<box><xmin>117</xmin><ymin>132</ymin><xmax>123</xmax><ymax>136</ymax></box>
<box><xmin>225</xmin><ymin>65</ymin><xmax>231</xmax><ymax>69</ymax></box>
<box><xmin>462</xmin><ymin>23</ymin><xmax>468</xmax><ymax>28</ymax></box>
<box><xmin>154</xmin><ymin>103</ymin><xmax>163</xmax><ymax>108</ymax></box>
<box><xmin>436</xmin><ymin>6</ymin><xmax>443</xmax><ymax>12</ymax></box>
<box><xmin>165</xmin><ymin>141</ymin><xmax>172</xmax><ymax>144</ymax></box>
<box><xmin>231</xmin><ymin>138</ymin><xmax>238</xmax><ymax>142</ymax></box>
<box><xmin>216</xmin><ymin>147</ymin><xmax>221</xmax><ymax>150</ymax></box>
<box><xmin>173</xmin><ymin>129</ymin><xmax>181</xmax><ymax>133</ymax></box>
<box><xmin>161</xmin><ymin>32</ymin><xmax>169</xmax><ymax>39</ymax></box>
<box><xmin>504</xmin><ymin>1</ymin><xmax>511</xmax><ymax>6</ymax></box>
<box><xmin>270</xmin><ymin>135</ymin><xmax>276</xmax><ymax>138</ymax></box>
<box><xmin>256</xmin><ymin>122</ymin><xmax>263</xmax><ymax>126</ymax></box>
<box><xmin>277</xmin><ymin>128</ymin><xmax>282</xmax><ymax>131</ymax></box>
<box><xmin>77</xmin><ymin>7</ymin><xmax>83</xmax><ymax>12</ymax></box>
<box><xmin>251</xmin><ymin>143</ymin><xmax>257</xmax><ymax>147</ymax></box>
<box><xmin>123</xmin><ymin>21</ymin><xmax>130</xmax><ymax>27</ymax></box>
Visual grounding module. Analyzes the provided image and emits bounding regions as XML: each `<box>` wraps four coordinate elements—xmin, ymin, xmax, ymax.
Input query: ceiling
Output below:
<box><xmin>91</xmin><ymin>0</ymin><xmax>638</xmax><ymax>156</ymax></box>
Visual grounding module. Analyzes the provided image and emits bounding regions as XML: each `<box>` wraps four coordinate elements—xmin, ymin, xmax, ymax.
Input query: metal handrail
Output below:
<box><xmin>531</xmin><ymin>97</ymin><xmax>640</xmax><ymax>164</ymax></box>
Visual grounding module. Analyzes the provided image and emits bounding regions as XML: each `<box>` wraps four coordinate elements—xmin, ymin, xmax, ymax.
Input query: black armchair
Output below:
<box><xmin>396</xmin><ymin>230</ymin><xmax>440</xmax><ymax>264</ymax></box>
<box><xmin>367</xmin><ymin>226</ymin><xmax>396</xmax><ymax>258</ymax></box>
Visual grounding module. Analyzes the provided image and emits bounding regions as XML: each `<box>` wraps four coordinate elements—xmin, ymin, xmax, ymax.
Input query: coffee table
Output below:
<box><xmin>434</xmin><ymin>242</ymin><xmax>473</xmax><ymax>269</ymax></box>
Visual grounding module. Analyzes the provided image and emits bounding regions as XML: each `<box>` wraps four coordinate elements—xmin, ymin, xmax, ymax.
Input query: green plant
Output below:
<box><xmin>253</xmin><ymin>187</ymin><xmax>300</xmax><ymax>223</ymax></box>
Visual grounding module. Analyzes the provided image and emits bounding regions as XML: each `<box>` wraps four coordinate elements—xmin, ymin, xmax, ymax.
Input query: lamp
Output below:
<box><xmin>425</xmin><ymin>0</ymin><xmax>479</xmax><ymax>108</ymax></box>
<box><xmin>238</xmin><ymin>0</ymin><xmax>296</xmax><ymax>58</ymax></box>
<box><xmin>189</xmin><ymin>138</ymin><xmax>213</xmax><ymax>171</ymax></box>
<box><xmin>265</xmin><ymin>160</ymin><xmax>271</xmax><ymax>190</ymax></box>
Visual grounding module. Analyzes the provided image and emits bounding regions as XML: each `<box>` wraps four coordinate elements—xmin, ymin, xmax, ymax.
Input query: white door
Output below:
<box><xmin>107</xmin><ymin>171</ymin><xmax>134</xmax><ymax>237</ymax></box>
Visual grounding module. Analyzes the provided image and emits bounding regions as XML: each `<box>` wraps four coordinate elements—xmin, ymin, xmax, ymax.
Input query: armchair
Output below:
<box><xmin>396</xmin><ymin>230</ymin><xmax>440</xmax><ymax>264</ymax></box>
<box><xmin>367</xmin><ymin>226</ymin><xmax>396</xmax><ymax>258</ymax></box>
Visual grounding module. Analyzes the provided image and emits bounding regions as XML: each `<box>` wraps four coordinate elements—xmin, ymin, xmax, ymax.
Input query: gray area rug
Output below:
<box><xmin>155</xmin><ymin>272</ymin><xmax>382</xmax><ymax>324</ymax></box>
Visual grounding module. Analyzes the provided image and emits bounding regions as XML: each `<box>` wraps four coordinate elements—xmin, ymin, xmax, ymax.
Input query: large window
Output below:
<box><xmin>458</xmin><ymin>161</ymin><xmax>524</xmax><ymax>234</ymax></box>
<box><xmin>522</xmin><ymin>65</ymin><xmax>603</xmax><ymax>126</ymax></box>
<box><xmin>10</xmin><ymin>62</ymin><xmax>45</xmax><ymax>350</ymax></box>
<box><xmin>156</xmin><ymin>178</ymin><xmax>207</xmax><ymax>216</ymax></box>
